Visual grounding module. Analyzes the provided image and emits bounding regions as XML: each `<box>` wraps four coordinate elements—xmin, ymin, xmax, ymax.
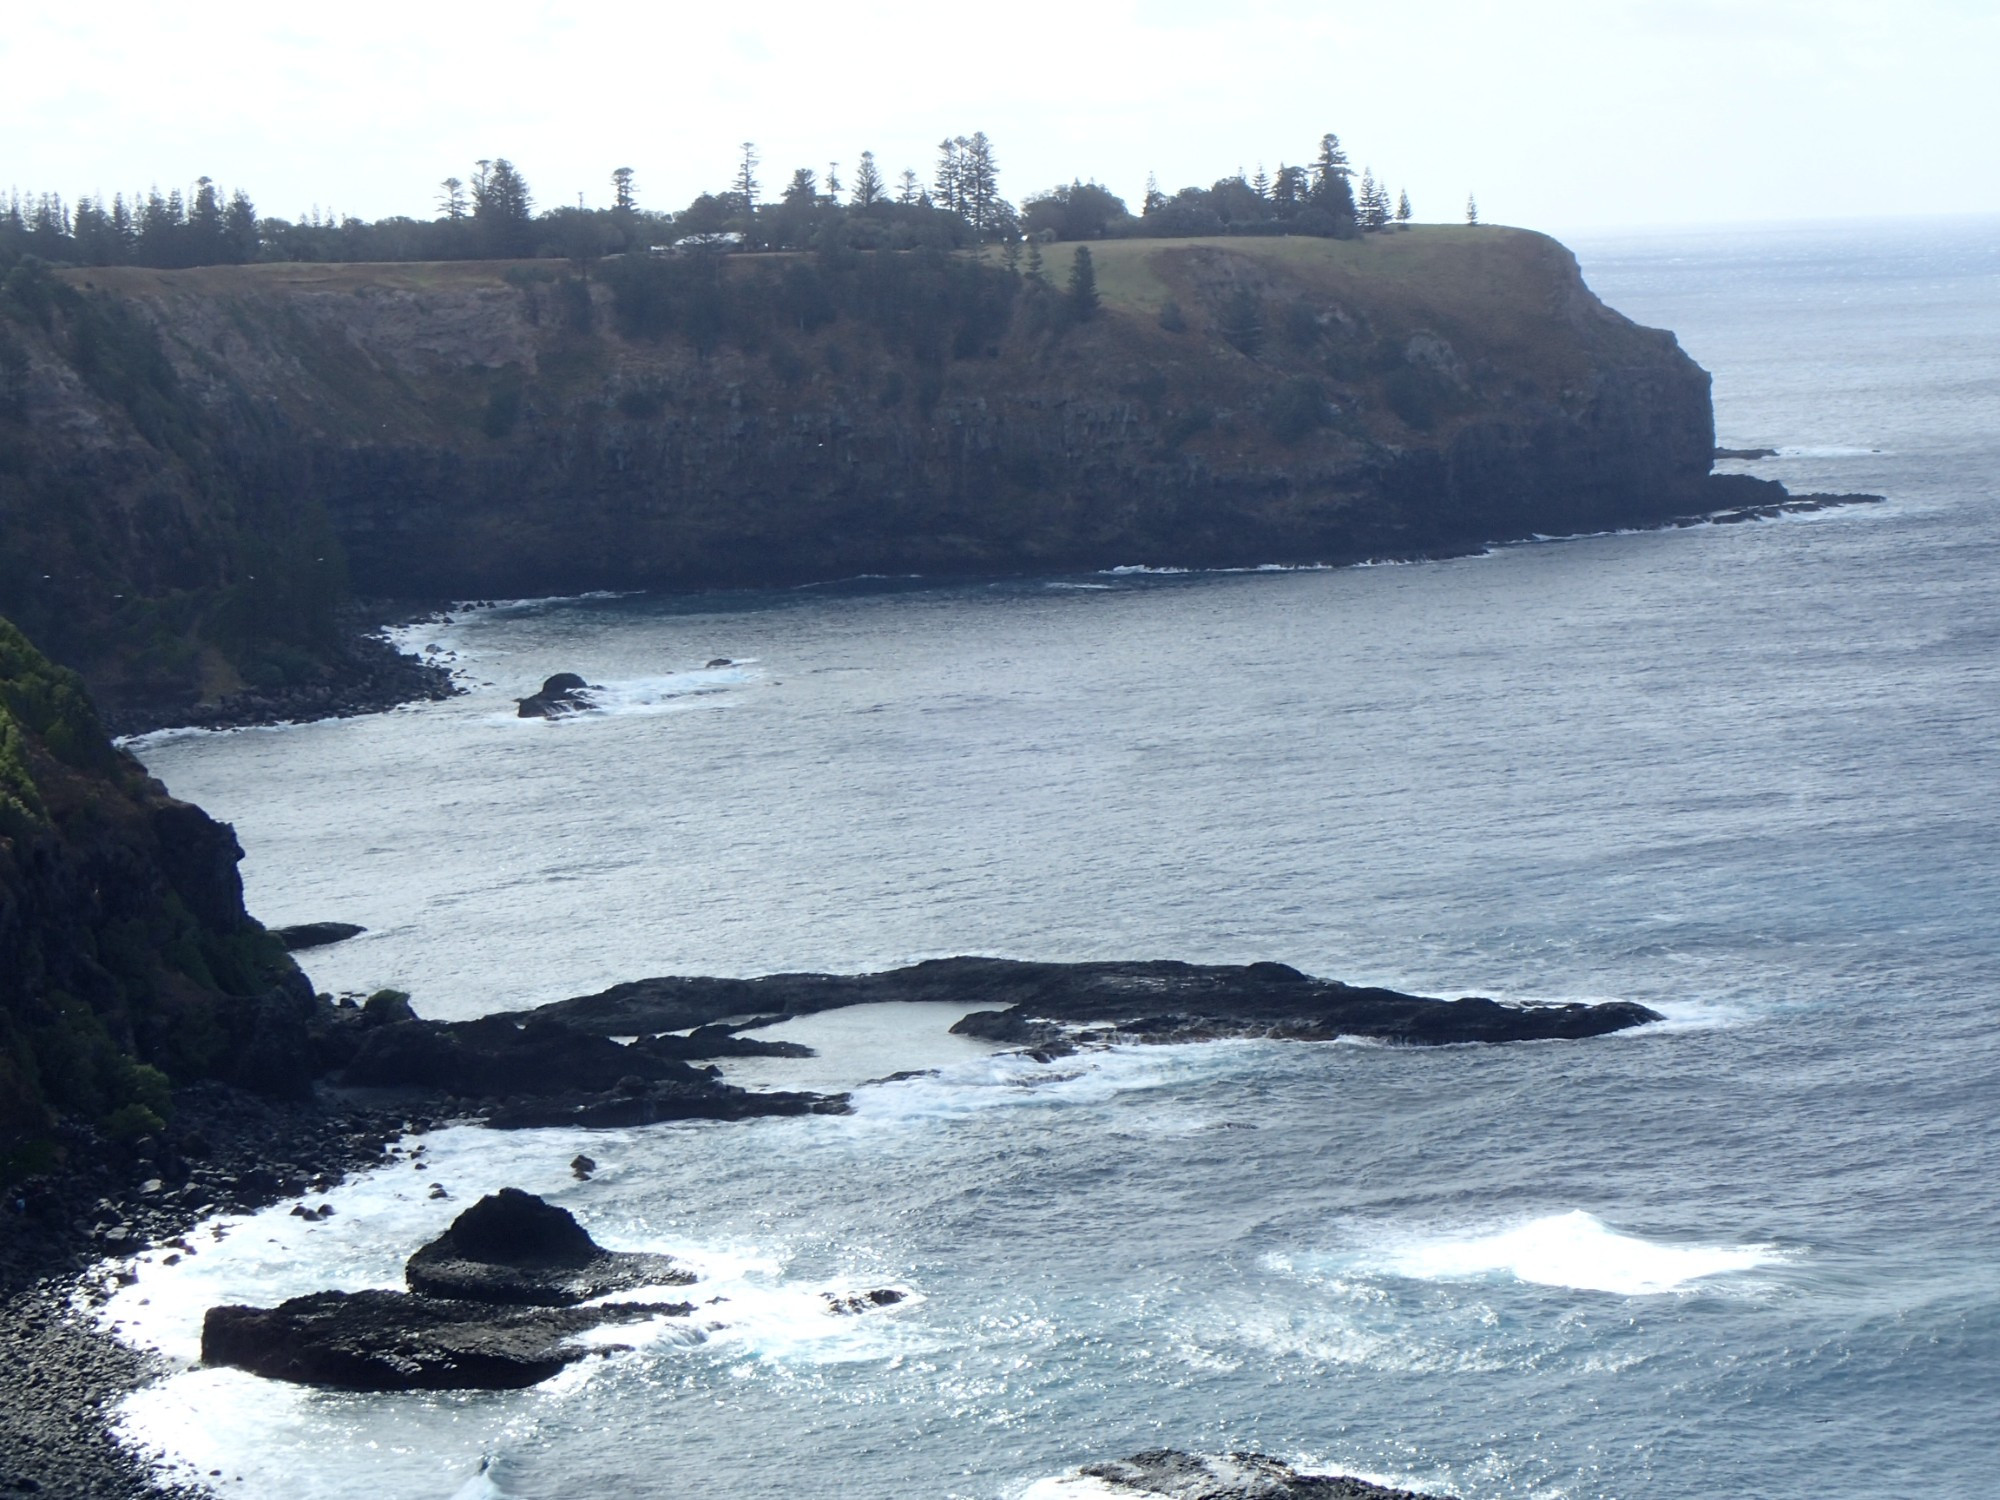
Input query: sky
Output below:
<box><xmin>7</xmin><ymin>0</ymin><xmax>1998</xmax><ymax>233</ymax></box>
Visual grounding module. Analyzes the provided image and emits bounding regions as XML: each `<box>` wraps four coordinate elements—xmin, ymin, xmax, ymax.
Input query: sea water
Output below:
<box><xmin>106</xmin><ymin>217</ymin><xmax>2000</xmax><ymax>1498</ymax></box>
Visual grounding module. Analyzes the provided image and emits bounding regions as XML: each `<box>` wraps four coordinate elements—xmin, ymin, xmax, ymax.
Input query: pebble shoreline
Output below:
<box><xmin>1</xmin><ymin>1088</ymin><xmax>412</xmax><ymax>1497</ymax></box>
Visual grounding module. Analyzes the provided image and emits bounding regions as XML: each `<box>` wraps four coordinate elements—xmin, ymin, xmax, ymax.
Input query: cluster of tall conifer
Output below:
<box><xmin>1</xmin><ymin>131</ymin><xmax>1433</xmax><ymax>272</ymax></box>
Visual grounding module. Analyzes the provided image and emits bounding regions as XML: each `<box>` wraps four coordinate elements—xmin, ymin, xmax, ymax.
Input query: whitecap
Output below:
<box><xmin>847</xmin><ymin>1039</ymin><xmax>1250</xmax><ymax>1127</ymax></box>
<box><xmin>1019</xmin><ymin>1476</ymin><xmax>1130</xmax><ymax>1499</ymax></box>
<box><xmin>1357</xmin><ymin>1210</ymin><xmax>1785</xmax><ymax>1295</ymax></box>
<box><xmin>447</xmin><ymin>1461</ymin><xmax>506</xmax><ymax>1500</ymax></box>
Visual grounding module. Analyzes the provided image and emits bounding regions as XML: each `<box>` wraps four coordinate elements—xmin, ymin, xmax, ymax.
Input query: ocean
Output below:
<box><xmin>105</xmin><ymin>216</ymin><xmax>2000</xmax><ymax>1499</ymax></box>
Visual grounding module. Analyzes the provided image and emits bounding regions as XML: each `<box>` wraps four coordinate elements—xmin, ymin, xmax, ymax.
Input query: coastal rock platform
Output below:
<box><xmin>527</xmin><ymin>957</ymin><xmax>1661</xmax><ymax>1052</ymax></box>
<box><xmin>200</xmin><ymin>1287</ymin><xmax>688</xmax><ymax>1391</ymax></box>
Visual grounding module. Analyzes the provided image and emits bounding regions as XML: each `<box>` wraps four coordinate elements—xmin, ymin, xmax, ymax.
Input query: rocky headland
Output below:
<box><xmin>0</xmin><ymin>228</ymin><xmax>1861</xmax><ymax>731</ymax></box>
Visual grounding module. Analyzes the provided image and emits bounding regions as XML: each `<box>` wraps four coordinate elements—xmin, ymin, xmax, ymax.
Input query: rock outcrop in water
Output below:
<box><xmin>1078</xmin><ymin>1450</ymin><xmax>1453</xmax><ymax>1499</ymax></box>
<box><xmin>199</xmin><ymin>1288</ymin><xmax>687</xmax><ymax>1391</ymax></box>
<box><xmin>326</xmin><ymin>1004</ymin><xmax>840</xmax><ymax>1127</ymax></box>
<box><xmin>202</xmin><ymin>1189</ymin><xmax>695</xmax><ymax>1389</ymax></box>
<box><xmin>301</xmin><ymin>957</ymin><xmax>1653</xmax><ymax>1130</ymax></box>
<box><xmin>272</xmin><ymin>920</ymin><xmax>366</xmax><ymax>951</ymax></box>
<box><xmin>1</xmin><ymin>230</ymin><xmax>1795</xmax><ymax>729</ymax></box>
<box><xmin>515</xmin><ymin>672</ymin><xmax>597</xmax><ymax>719</ymax></box>
<box><xmin>525</xmin><ymin>957</ymin><xmax>1661</xmax><ymax>1051</ymax></box>
<box><xmin>402</xmin><ymin>1187</ymin><xmax>693</xmax><ymax>1305</ymax></box>
<box><xmin>200</xmin><ymin>1188</ymin><xmax>910</xmax><ymax>1391</ymax></box>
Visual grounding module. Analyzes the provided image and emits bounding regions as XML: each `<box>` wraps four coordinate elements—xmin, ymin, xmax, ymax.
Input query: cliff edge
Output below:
<box><xmin>2</xmin><ymin>229</ymin><xmax>1756</xmax><ymax>725</ymax></box>
<box><xmin>0</xmin><ymin>617</ymin><xmax>307</xmax><ymax>1177</ymax></box>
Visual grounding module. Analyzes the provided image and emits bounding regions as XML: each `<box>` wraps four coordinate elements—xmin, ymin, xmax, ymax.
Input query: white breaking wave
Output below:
<box><xmin>1624</xmin><ymin>997</ymin><xmax>1754</xmax><ymax>1033</ymax></box>
<box><xmin>116</xmin><ymin>720</ymin><xmax>305</xmax><ymax>751</ymax></box>
<box><xmin>848</xmin><ymin>1038</ymin><xmax>1256</xmax><ymax>1127</ymax></box>
<box><xmin>105</xmin><ymin>1121</ymin><xmax>929</xmax><ymax>1497</ymax></box>
<box><xmin>1776</xmin><ymin>444</ymin><xmax>1884</xmax><ymax>458</ymax></box>
<box><xmin>1019</xmin><ymin>1476</ymin><xmax>1128</xmax><ymax>1499</ymax></box>
<box><xmin>1020</xmin><ymin>1456</ymin><xmax>1429</xmax><ymax>1500</ymax></box>
<box><xmin>1357</xmin><ymin>1210</ymin><xmax>1786</xmax><ymax>1295</ymax></box>
<box><xmin>447</xmin><ymin>1464</ymin><xmax>506</xmax><ymax>1500</ymax></box>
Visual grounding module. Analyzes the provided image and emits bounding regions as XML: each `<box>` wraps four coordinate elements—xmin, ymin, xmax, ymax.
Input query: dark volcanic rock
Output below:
<box><xmin>332</xmin><ymin>1007</ymin><xmax>848</xmax><ymax>1126</ymax></box>
<box><xmin>200</xmin><ymin>1287</ymin><xmax>689</xmax><ymax>1391</ymax></box>
<box><xmin>516</xmin><ymin>673</ymin><xmax>596</xmax><ymax>719</ymax></box>
<box><xmin>403</xmin><ymin>1188</ymin><xmax>691</xmax><ymax>1305</ymax></box>
<box><xmin>521</xmin><ymin>957</ymin><xmax>1656</xmax><ymax>1051</ymax></box>
<box><xmin>273</xmin><ymin>921</ymin><xmax>366</xmax><ymax>950</ymax></box>
<box><xmin>482</xmin><ymin>1081</ymin><xmax>848</xmax><ymax>1130</ymax></box>
<box><xmin>1080</xmin><ymin>1450</ymin><xmax>1453</xmax><ymax>1500</ymax></box>
<box><xmin>341</xmin><ymin>1011</ymin><xmax>718</xmax><ymax>1095</ymax></box>
<box><xmin>936</xmin><ymin>958</ymin><xmax>1660</xmax><ymax>1047</ymax></box>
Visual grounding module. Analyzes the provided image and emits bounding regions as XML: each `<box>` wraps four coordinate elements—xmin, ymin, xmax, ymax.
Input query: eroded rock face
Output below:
<box><xmin>199</xmin><ymin>1288</ymin><xmax>688</xmax><ymax>1391</ymax></box>
<box><xmin>1079</xmin><ymin>1450</ymin><xmax>1454</xmax><ymax>1500</ymax></box>
<box><xmin>403</xmin><ymin>1188</ymin><xmax>692</xmax><ymax>1305</ymax></box>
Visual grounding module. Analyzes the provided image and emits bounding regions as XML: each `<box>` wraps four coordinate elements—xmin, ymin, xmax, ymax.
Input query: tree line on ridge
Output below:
<box><xmin>0</xmin><ymin>131</ymin><xmax>1445</xmax><ymax>272</ymax></box>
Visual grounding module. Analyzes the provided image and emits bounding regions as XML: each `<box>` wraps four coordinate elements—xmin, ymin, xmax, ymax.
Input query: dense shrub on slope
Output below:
<box><xmin>0</xmin><ymin>617</ymin><xmax>304</xmax><ymax>1176</ymax></box>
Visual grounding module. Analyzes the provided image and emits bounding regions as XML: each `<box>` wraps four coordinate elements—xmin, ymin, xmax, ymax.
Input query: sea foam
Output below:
<box><xmin>1361</xmin><ymin>1209</ymin><xmax>1785</xmax><ymax>1295</ymax></box>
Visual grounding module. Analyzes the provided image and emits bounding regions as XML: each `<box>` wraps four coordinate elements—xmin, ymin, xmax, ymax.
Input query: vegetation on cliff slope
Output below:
<box><xmin>0</xmin><ymin>257</ymin><xmax>347</xmax><ymax>721</ymax></box>
<box><xmin>0</xmin><ymin>617</ymin><xmax>301</xmax><ymax>1177</ymax></box>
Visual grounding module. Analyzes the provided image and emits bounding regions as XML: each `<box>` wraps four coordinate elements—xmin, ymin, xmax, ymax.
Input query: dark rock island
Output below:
<box><xmin>201</xmin><ymin>1190</ymin><xmax>696</xmax><ymax>1390</ymax></box>
<box><xmin>527</xmin><ymin>956</ymin><xmax>1661</xmax><ymax>1055</ymax></box>
<box><xmin>401</xmin><ymin>1186</ymin><xmax>691</xmax><ymax>1305</ymax></box>
<box><xmin>515</xmin><ymin>672</ymin><xmax>597</xmax><ymax>719</ymax></box>
<box><xmin>273</xmin><ymin>920</ymin><xmax>367</xmax><ymax>951</ymax></box>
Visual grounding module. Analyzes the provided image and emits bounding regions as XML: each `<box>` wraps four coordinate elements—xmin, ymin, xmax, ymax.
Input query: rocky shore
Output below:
<box><xmin>1</xmin><ymin>951</ymin><xmax>1661</xmax><ymax>1491</ymax></box>
<box><xmin>202</xmin><ymin>1189</ymin><xmax>701</xmax><ymax>1391</ymax></box>
<box><xmin>101</xmin><ymin>614</ymin><xmax>460</xmax><ymax>741</ymax></box>
<box><xmin>0</xmin><ymin>1087</ymin><xmax>407</xmax><ymax>1497</ymax></box>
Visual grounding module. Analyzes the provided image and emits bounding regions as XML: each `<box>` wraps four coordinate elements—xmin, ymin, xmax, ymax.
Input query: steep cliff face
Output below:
<box><xmin>2</xmin><ymin>229</ymin><xmax>1730</xmax><ymax>721</ymax></box>
<box><xmin>0</xmin><ymin>618</ymin><xmax>306</xmax><ymax>1173</ymax></box>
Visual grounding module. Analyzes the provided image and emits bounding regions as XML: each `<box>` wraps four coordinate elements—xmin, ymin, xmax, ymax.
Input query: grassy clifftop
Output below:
<box><xmin>4</xmin><ymin>229</ymin><xmax>1720</xmax><ymax>724</ymax></box>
